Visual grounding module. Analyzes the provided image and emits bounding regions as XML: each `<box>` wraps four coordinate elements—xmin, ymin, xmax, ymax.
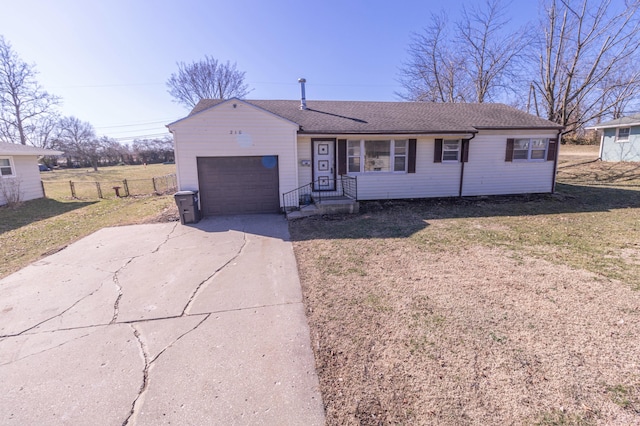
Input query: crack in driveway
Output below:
<box><xmin>151</xmin><ymin>222</ymin><xmax>178</xmax><ymax>254</ymax></box>
<box><xmin>2</xmin><ymin>281</ymin><xmax>108</xmax><ymax>338</ymax></box>
<box><xmin>122</xmin><ymin>313</ymin><xmax>211</xmax><ymax>425</ymax></box>
<box><xmin>181</xmin><ymin>230</ymin><xmax>248</xmax><ymax>316</ymax></box>
<box><xmin>111</xmin><ymin>222</ymin><xmax>179</xmax><ymax>324</ymax></box>
<box><xmin>0</xmin><ymin>330</ymin><xmax>95</xmax><ymax>366</ymax></box>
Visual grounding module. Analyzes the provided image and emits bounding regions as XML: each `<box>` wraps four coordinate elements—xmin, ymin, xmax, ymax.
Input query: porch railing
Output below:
<box><xmin>282</xmin><ymin>175</ymin><xmax>357</xmax><ymax>212</ymax></box>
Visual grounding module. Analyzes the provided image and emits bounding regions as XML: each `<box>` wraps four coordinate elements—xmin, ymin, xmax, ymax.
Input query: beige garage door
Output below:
<box><xmin>197</xmin><ymin>156</ymin><xmax>280</xmax><ymax>215</ymax></box>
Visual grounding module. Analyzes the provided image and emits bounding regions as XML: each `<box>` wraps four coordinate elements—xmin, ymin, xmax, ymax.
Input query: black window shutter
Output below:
<box><xmin>408</xmin><ymin>139</ymin><xmax>417</xmax><ymax>173</ymax></box>
<box><xmin>461</xmin><ymin>139</ymin><xmax>470</xmax><ymax>163</ymax></box>
<box><xmin>547</xmin><ymin>138</ymin><xmax>558</xmax><ymax>161</ymax></box>
<box><xmin>337</xmin><ymin>139</ymin><xmax>347</xmax><ymax>175</ymax></box>
<box><xmin>505</xmin><ymin>139</ymin><xmax>514</xmax><ymax>162</ymax></box>
<box><xmin>434</xmin><ymin>139</ymin><xmax>443</xmax><ymax>163</ymax></box>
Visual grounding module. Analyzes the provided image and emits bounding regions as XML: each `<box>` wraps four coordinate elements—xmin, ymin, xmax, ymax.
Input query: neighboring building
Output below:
<box><xmin>167</xmin><ymin>98</ymin><xmax>563</xmax><ymax>216</ymax></box>
<box><xmin>586</xmin><ymin>113</ymin><xmax>640</xmax><ymax>162</ymax></box>
<box><xmin>0</xmin><ymin>142</ymin><xmax>63</xmax><ymax>205</ymax></box>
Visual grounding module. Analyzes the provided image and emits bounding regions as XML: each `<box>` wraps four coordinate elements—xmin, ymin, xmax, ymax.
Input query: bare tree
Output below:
<box><xmin>166</xmin><ymin>56</ymin><xmax>250</xmax><ymax>109</ymax></box>
<box><xmin>457</xmin><ymin>0</ymin><xmax>530</xmax><ymax>103</ymax></box>
<box><xmin>98</xmin><ymin>137</ymin><xmax>129</xmax><ymax>165</ymax></box>
<box><xmin>132</xmin><ymin>137</ymin><xmax>174</xmax><ymax>164</ymax></box>
<box><xmin>398</xmin><ymin>0</ymin><xmax>528</xmax><ymax>103</ymax></box>
<box><xmin>28</xmin><ymin>113</ymin><xmax>59</xmax><ymax>149</ymax></box>
<box><xmin>0</xmin><ymin>36</ymin><xmax>60</xmax><ymax>145</ymax></box>
<box><xmin>530</xmin><ymin>0</ymin><xmax>640</xmax><ymax>132</ymax></box>
<box><xmin>398</xmin><ymin>13</ymin><xmax>472</xmax><ymax>102</ymax></box>
<box><xmin>55</xmin><ymin>116</ymin><xmax>102</xmax><ymax>171</ymax></box>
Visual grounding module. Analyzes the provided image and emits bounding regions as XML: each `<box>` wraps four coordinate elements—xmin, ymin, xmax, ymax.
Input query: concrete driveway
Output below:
<box><xmin>0</xmin><ymin>215</ymin><xmax>325</xmax><ymax>425</ymax></box>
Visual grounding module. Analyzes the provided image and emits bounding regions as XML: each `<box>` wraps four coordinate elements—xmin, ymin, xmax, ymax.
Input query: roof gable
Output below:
<box><xmin>184</xmin><ymin>99</ymin><xmax>563</xmax><ymax>134</ymax></box>
<box><xmin>167</xmin><ymin>98</ymin><xmax>299</xmax><ymax>129</ymax></box>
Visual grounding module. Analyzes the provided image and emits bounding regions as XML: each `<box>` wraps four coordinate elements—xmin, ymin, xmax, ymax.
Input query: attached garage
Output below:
<box><xmin>197</xmin><ymin>156</ymin><xmax>280</xmax><ymax>215</ymax></box>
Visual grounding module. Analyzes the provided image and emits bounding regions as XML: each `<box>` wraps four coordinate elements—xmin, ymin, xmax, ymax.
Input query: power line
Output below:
<box><xmin>94</xmin><ymin>119</ymin><xmax>178</xmax><ymax>129</ymax></box>
<box><xmin>49</xmin><ymin>82</ymin><xmax>165</xmax><ymax>89</ymax></box>
<box><xmin>112</xmin><ymin>132</ymin><xmax>171</xmax><ymax>142</ymax></box>
<box><xmin>102</xmin><ymin>126</ymin><xmax>170</xmax><ymax>135</ymax></box>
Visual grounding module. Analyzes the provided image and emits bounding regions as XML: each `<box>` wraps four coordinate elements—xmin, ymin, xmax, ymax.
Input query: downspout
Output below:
<box><xmin>551</xmin><ymin>129</ymin><xmax>562</xmax><ymax>194</ymax></box>
<box><xmin>458</xmin><ymin>132</ymin><xmax>476</xmax><ymax>197</ymax></box>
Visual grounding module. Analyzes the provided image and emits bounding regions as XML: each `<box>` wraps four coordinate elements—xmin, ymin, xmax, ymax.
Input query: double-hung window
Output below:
<box><xmin>442</xmin><ymin>140</ymin><xmax>460</xmax><ymax>162</ymax></box>
<box><xmin>347</xmin><ymin>139</ymin><xmax>408</xmax><ymax>173</ymax></box>
<box><xmin>616</xmin><ymin>127</ymin><xmax>630</xmax><ymax>142</ymax></box>
<box><xmin>513</xmin><ymin>138</ymin><xmax>548</xmax><ymax>161</ymax></box>
<box><xmin>0</xmin><ymin>157</ymin><xmax>14</xmax><ymax>177</ymax></box>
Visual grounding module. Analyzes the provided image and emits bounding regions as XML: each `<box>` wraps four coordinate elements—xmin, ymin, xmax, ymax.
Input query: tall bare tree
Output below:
<box><xmin>398</xmin><ymin>13</ymin><xmax>472</xmax><ymax>102</ymax></box>
<box><xmin>55</xmin><ymin>116</ymin><xmax>101</xmax><ymax>171</ymax></box>
<box><xmin>529</xmin><ymin>0</ymin><xmax>640</xmax><ymax>132</ymax></box>
<box><xmin>398</xmin><ymin>0</ymin><xmax>528</xmax><ymax>103</ymax></box>
<box><xmin>166</xmin><ymin>56</ymin><xmax>250</xmax><ymax>109</ymax></box>
<box><xmin>457</xmin><ymin>0</ymin><xmax>530</xmax><ymax>103</ymax></box>
<box><xmin>0</xmin><ymin>36</ymin><xmax>60</xmax><ymax>145</ymax></box>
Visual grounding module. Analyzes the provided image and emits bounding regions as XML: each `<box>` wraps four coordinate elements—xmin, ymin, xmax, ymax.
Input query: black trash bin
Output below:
<box><xmin>174</xmin><ymin>190</ymin><xmax>201</xmax><ymax>224</ymax></box>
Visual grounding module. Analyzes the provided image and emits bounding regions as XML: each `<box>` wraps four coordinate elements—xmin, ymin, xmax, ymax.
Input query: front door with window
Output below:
<box><xmin>312</xmin><ymin>139</ymin><xmax>335</xmax><ymax>191</ymax></box>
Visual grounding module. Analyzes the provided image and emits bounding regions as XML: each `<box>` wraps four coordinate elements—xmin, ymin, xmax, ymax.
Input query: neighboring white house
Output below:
<box><xmin>0</xmin><ymin>142</ymin><xmax>63</xmax><ymax>206</ymax></box>
<box><xmin>167</xmin><ymin>98</ymin><xmax>563</xmax><ymax>216</ymax></box>
<box><xmin>586</xmin><ymin>113</ymin><xmax>640</xmax><ymax>162</ymax></box>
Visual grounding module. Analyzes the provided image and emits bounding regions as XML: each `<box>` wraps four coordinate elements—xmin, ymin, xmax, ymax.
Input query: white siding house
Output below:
<box><xmin>0</xmin><ymin>142</ymin><xmax>62</xmax><ymax>206</ymax></box>
<box><xmin>169</xmin><ymin>99</ymin><xmax>563</xmax><ymax>216</ymax></box>
<box><xmin>462</xmin><ymin>130</ymin><xmax>557</xmax><ymax>196</ymax></box>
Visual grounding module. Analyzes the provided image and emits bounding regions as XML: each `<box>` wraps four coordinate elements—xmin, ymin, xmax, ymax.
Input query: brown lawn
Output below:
<box><xmin>291</xmin><ymin>149</ymin><xmax>640</xmax><ymax>425</ymax></box>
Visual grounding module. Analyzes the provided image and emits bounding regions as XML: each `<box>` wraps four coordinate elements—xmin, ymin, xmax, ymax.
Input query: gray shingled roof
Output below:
<box><xmin>187</xmin><ymin>99</ymin><xmax>563</xmax><ymax>134</ymax></box>
<box><xmin>586</xmin><ymin>113</ymin><xmax>640</xmax><ymax>129</ymax></box>
<box><xmin>0</xmin><ymin>141</ymin><xmax>63</xmax><ymax>156</ymax></box>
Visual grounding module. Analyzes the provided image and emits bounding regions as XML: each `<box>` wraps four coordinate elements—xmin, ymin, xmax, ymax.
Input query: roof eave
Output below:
<box><xmin>297</xmin><ymin>129</ymin><xmax>477</xmax><ymax>135</ymax></box>
<box><xmin>586</xmin><ymin>122</ymin><xmax>640</xmax><ymax>130</ymax></box>
<box><xmin>473</xmin><ymin>126</ymin><xmax>564</xmax><ymax>131</ymax></box>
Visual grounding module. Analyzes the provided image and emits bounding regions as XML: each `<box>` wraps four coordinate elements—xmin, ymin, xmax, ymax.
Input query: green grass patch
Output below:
<box><xmin>0</xmin><ymin>162</ymin><xmax>178</xmax><ymax>279</ymax></box>
<box><xmin>40</xmin><ymin>163</ymin><xmax>175</xmax><ymax>182</ymax></box>
<box><xmin>40</xmin><ymin>163</ymin><xmax>176</xmax><ymax>199</ymax></box>
<box><xmin>0</xmin><ymin>195</ymin><xmax>175</xmax><ymax>278</ymax></box>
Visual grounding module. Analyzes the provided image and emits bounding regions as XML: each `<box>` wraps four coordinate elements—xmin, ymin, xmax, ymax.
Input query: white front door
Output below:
<box><xmin>312</xmin><ymin>139</ymin><xmax>336</xmax><ymax>191</ymax></box>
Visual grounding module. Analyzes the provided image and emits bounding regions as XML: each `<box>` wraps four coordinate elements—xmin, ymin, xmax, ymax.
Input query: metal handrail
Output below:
<box><xmin>282</xmin><ymin>175</ymin><xmax>357</xmax><ymax>212</ymax></box>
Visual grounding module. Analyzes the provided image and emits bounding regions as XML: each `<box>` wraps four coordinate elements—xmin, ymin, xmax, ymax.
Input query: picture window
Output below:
<box><xmin>347</xmin><ymin>139</ymin><xmax>408</xmax><ymax>173</ymax></box>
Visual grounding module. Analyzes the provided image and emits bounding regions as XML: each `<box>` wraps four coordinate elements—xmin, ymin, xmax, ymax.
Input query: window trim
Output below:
<box><xmin>616</xmin><ymin>127</ymin><xmax>630</xmax><ymax>143</ymax></box>
<box><xmin>512</xmin><ymin>138</ymin><xmax>549</xmax><ymax>162</ymax></box>
<box><xmin>0</xmin><ymin>156</ymin><xmax>16</xmax><ymax>178</ymax></box>
<box><xmin>346</xmin><ymin>139</ymin><xmax>409</xmax><ymax>173</ymax></box>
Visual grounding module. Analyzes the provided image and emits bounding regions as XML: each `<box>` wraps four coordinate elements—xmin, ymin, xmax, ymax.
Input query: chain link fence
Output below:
<box><xmin>43</xmin><ymin>174</ymin><xmax>177</xmax><ymax>200</ymax></box>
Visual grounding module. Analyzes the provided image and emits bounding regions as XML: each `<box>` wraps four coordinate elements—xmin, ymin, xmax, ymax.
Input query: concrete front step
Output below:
<box><xmin>285</xmin><ymin>199</ymin><xmax>359</xmax><ymax>219</ymax></box>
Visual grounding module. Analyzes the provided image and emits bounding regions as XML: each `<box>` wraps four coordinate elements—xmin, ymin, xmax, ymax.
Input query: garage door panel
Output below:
<box><xmin>197</xmin><ymin>156</ymin><xmax>279</xmax><ymax>215</ymax></box>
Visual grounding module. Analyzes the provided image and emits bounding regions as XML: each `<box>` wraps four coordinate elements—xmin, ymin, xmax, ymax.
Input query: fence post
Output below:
<box><xmin>123</xmin><ymin>179</ymin><xmax>130</xmax><ymax>196</ymax></box>
<box><xmin>96</xmin><ymin>182</ymin><xmax>103</xmax><ymax>199</ymax></box>
<box><xmin>152</xmin><ymin>177</ymin><xmax>158</xmax><ymax>194</ymax></box>
<box><xmin>70</xmin><ymin>180</ymin><xmax>76</xmax><ymax>198</ymax></box>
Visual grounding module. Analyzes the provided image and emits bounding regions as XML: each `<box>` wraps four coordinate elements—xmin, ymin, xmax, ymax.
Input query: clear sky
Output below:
<box><xmin>0</xmin><ymin>0</ymin><xmax>536</xmax><ymax>143</ymax></box>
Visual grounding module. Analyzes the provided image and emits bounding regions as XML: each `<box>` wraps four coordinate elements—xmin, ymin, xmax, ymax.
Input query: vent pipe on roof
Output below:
<box><xmin>298</xmin><ymin>78</ymin><xmax>307</xmax><ymax>110</ymax></box>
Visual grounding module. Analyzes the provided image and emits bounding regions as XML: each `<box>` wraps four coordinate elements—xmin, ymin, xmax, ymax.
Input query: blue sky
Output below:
<box><xmin>0</xmin><ymin>0</ymin><xmax>537</xmax><ymax>143</ymax></box>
